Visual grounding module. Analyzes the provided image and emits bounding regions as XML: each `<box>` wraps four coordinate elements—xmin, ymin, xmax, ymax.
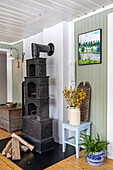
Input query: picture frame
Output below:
<box><xmin>78</xmin><ymin>29</ymin><xmax>102</xmax><ymax>66</ymax></box>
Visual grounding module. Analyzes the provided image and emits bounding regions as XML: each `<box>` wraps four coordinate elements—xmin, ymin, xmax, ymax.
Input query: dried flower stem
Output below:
<box><xmin>62</xmin><ymin>86</ymin><xmax>86</xmax><ymax>108</ymax></box>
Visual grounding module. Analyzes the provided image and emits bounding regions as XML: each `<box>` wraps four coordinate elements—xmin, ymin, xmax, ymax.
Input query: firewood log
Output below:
<box><xmin>6</xmin><ymin>147</ymin><xmax>12</xmax><ymax>158</ymax></box>
<box><xmin>12</xmin><ymin>137</ymin><xmax>21</xmax><ymax>160</ymax></box>
<box><xmin>2</xmin><ymin>140</ymin><xmax>12</xmax><ymax>155</ymax></box>
<box><xmin>11</xmin><ymin>133</ymin><xmax>34</xmax><ymax>151</ymax></box>
<box><xmin>21</xmin><ymin>145</ymin><xmax>29</xmax><ymax>152</ymax></box>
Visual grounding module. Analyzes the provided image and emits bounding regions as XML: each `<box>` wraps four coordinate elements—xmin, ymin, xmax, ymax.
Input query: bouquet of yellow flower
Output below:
<box><xmin>62</xmin><ymin>86</ymin><xmax>86</xmax><ymax>108</ymax></box>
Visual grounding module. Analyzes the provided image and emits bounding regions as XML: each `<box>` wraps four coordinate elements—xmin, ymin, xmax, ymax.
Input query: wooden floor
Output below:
<box><xmin>0</xmin><ymin>128</ymin><xmax>21</xmax><ymax>140</ymax></box>
<box><xmin>0</xmin><ymin>128</ymin><xmax>113</xmax><ymax>170</ymax></box>
<box><xmin>0</xmin><ymin>128</ymin><xmax>22</xmax><ymax>169</ymax></box>
<box><xmin>0</xmin><ymin>153</ymin><xmax>22</xmax><ymax>170</ymax></box>
<box><xmin>45</xmin><ymin>150</ymin><xmax>113</xmax><ymax>170</ymax></box>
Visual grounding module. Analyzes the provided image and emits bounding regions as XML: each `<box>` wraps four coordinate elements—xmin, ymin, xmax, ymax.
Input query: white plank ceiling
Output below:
<box><xmin>0</xmin><ymin>0</ymin><xmax>113</xmax><ymax>43</ymax></box>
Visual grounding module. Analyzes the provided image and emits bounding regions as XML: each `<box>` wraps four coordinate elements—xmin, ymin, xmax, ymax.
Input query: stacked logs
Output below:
<box><xmin>2</xmin><ymin>133</ymin><xmax>34</xmax><ymax>160</ymax></box>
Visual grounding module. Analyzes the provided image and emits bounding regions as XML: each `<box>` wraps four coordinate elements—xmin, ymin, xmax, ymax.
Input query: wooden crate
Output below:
<box><xmin>0</xmin><ymin>106</ymin><xmax>22</xmax><ymax>132</ymax></box>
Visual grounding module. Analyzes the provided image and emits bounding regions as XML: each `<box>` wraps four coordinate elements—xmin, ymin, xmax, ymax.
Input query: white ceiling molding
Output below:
<box><xmin>0</xmin><ymin>42</ymin><xmax>11</xmax><ymax>45</ymax></box>
<box><xmin>0</xmin><ymin>0</ymin><xmax>113</xmax><ymax>43</ymax></box>
<box><xmin>73</xmin><ymin>3</ymin><xmax>113</xmax><ymax>22</ymax></box>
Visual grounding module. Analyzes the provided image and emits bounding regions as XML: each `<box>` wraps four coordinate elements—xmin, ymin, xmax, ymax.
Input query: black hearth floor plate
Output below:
<box><xmin>0</xmin><ymin>138</ymin><xmax>76</xmax><ymax>170</ymax></box>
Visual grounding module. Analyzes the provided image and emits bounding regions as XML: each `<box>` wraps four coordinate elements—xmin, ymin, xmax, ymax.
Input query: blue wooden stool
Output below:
<box><xmin>62</xmin><ymin>121</ymin><xmax>92</xmax><ymax>158</ymax></box>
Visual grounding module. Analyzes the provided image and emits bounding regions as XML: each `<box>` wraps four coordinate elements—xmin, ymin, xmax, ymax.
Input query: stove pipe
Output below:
<box><xmin>32</xmin><ymin>43</ymin><xmax>55</xmax><ymax>58</ymax></box>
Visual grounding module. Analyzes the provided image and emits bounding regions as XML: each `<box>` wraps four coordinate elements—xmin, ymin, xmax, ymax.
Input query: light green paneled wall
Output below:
<box><xmin>0</xmin><ymin>44</ymin><xmax>11</xmax><ymax>49</ymax></box>
<box><xmin>0</xmin><ymin>42</ymin><xmax>23</xmax><ymax>104</ymax></box>
<box><xmin>12</xmin><ymin>42</ymin><xmax>23</xmax><ymax>104</ymax></box>
<box><xmin>74</xmin><ymin>8</ymin><xmax>113</xmax><ymax>140</ymax></box>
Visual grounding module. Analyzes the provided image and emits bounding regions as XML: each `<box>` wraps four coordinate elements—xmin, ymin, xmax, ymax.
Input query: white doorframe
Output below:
<box><xmin>107</xmin><ymin>13</ymin><xmax>113</xmax><ymax>159</ymax></box>
<box><xmin>7</xmin><ymin>51</ymin><xmax>13</xmax><ymax>102</ymax></box>
<box><xmin>0</xmin><ymin>48</ymin><xmax>12</xmax><ymax>102</ymax></box>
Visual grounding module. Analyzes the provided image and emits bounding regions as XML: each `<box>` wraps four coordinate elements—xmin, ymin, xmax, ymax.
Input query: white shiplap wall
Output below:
<box><xmin>107</xmin><ymin>12</ymin><xmax>113</xmax><ymax>159</ymax></box>
<box><xmin>23</xmin><ymin>22</ymin><xmax>70</xmax><ymax>143</ymax></box>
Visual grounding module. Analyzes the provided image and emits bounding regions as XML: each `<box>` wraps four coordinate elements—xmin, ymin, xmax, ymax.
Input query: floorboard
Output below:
<box><xmin>0</xmin><ymin>153</ymin><xmax>22</xmax><ymax>170</ymax></box>
<box><xmin>0</xmin><ymin>128</ymin><xmax>21</xmax><ymax>140</ymax></box>
<box><xmin>0</xmin><ymin>128</ymin><xmax>113</xmax><ymax>170</ymax></box>
<box><xmin>0</xmin><ymin>138</ymin><xmax>75</xmax><ymax>170</ymax></box>
<box><xmin>45</xmin><ymin>150</ymin><xmax>113</xmax><ymax>170</ymax></box>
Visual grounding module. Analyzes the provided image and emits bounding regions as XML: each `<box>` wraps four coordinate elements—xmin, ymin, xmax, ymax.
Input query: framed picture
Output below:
<box><xmin>78</xmin><ymin>29</ymin><xmax>102</xmax><ymax>66</ymax></box>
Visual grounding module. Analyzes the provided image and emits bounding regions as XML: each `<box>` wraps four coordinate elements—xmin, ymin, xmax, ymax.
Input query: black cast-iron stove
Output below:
<box><xmin>22</xmin><ymin>43</ymin><xmax>55</xmax><ymax>153</ymax></box>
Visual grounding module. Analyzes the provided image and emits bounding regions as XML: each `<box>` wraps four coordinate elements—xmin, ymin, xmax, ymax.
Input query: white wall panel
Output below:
<box><xmin>107</xmin><ymin>12</ymin><xmax>113</xmax><ymax>159</ymax></box>
<box><xmin>23</xmin><ymin>22</ymin><xmax>70</xmax><ymax>143</ymax></box>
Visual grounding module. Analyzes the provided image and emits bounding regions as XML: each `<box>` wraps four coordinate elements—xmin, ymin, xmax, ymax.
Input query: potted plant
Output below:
<box><xmin>62</xmin><ymin>86</ymin><xmax>86</xmax><ymax>125</ymax></box>
<box><xmin>79</xmin><ymin>132</ymin><xmax>109</xmax><ymax>166</ymax></box>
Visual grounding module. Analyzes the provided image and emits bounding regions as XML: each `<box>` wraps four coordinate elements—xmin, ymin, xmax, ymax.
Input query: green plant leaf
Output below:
<box><xmin>79</xmin><ymin>132</ymin><xmax>109</xmax><ymax>158</ymax></box>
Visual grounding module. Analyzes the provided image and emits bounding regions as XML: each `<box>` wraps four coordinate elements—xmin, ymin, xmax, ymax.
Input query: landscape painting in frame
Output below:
<box><xmin>78</xmin><ymin>29</ymin><xmax>102</xmax><ymax>65</ymax></box>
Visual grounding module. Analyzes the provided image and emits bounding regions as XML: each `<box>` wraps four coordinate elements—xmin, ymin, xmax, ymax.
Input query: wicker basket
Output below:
<box><xmin>77</xmin><ymin>81</ymin><xmax>91</xmax><ymax>122</ymax></box>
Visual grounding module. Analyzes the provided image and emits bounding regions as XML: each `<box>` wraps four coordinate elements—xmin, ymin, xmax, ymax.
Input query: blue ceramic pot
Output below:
<box><xmin>87</xmin><ymin>151</ymin><xmax>105</xmax><ymax>166</ymax></box>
